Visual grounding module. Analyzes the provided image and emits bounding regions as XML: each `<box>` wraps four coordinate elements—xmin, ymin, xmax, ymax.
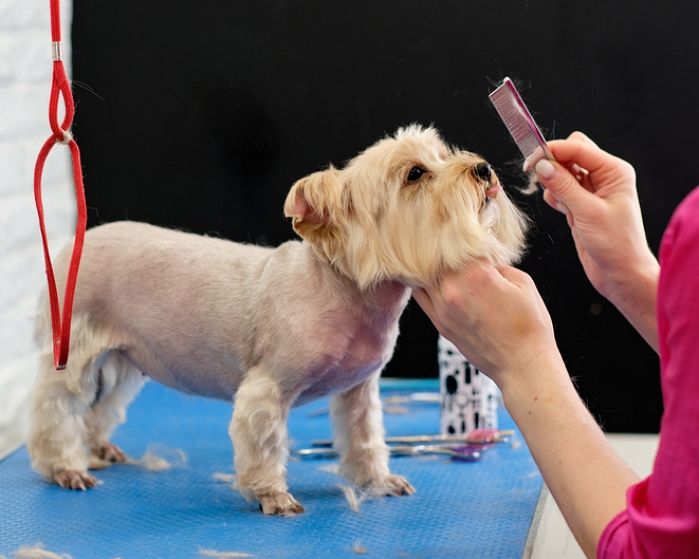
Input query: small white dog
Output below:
<box><xmin>28</xmin><ymin>125</ymin><xmax>528</xmax><ymax>515</ymax></box>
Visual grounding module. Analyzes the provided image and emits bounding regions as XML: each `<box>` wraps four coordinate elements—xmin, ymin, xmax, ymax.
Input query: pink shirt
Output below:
<box><xmin>598</xmin><ymin>187</ymin><xmax>699</xmax><ymax>558</ymax></box>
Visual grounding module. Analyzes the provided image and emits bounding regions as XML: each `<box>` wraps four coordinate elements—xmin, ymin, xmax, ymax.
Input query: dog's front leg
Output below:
<box><xmin>230</xmin><ymin>370</ymin><xmax>303</xmax><ymax>515</ymax></box>
<box><xmin>330</xmin><ymin>372</ymin><xmax>415</xmax><ymax>497</ymax></box>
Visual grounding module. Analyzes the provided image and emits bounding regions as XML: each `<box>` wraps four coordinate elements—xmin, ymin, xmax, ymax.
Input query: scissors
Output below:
<box><xmin>310</xmin><ymin>428</ymin><xmax>514</xmax><ymax>448</ymax></box>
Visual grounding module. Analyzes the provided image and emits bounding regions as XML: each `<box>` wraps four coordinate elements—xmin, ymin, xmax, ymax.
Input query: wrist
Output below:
<box><xmin>499</xmin><ymin>349</ymin><xmax>571</xmax><ymax>411</ymax></box>
<box><xmin>601</xmin><ymin>250</ymin><xmax>659</xmax><ymax>305</ymax></box>
<box><xmin>601</xmin><ymin>253</ymin><xmax>660</xmax><ymax>351</ymax></box>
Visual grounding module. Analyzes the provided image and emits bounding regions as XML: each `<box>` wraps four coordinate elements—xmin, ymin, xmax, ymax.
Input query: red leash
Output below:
<box><xmin>34</xmin><ymin>0</ymin><xmax>87</xmax><ymax>370</ymax></box>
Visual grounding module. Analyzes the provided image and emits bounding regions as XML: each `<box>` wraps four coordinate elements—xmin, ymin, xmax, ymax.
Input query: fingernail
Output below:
<box><xmin>522</xmin><ymin>154</ymin><xmax>536</xmax><ymax>173</ymax></box>
<box><xmin>535</xmin><ymin>159</ymin><xmax>556</xmax><ymax>179</ymax></box>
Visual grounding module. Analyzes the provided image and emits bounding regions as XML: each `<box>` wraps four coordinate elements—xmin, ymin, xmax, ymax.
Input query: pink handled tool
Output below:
<box><xmin>489</xmin><ymin>77</ymin><xmax>553</xmax><ymax>169</ymax></box>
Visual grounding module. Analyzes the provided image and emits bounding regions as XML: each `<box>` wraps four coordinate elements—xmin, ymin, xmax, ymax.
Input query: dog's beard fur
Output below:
<box><xmin>284</xmin><ymin>125</ymin><xmax>528</xmax><ymax>289</ymax></box>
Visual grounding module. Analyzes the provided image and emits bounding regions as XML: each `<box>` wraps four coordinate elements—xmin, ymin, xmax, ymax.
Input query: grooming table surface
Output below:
<box><xmin>0</xmin><ymin>380</ymin><xmax>542</xmax><ymax>558</ymax></box>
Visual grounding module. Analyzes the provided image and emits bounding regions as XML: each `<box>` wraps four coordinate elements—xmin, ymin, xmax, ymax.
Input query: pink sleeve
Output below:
<box><xmin>597</xmin><ymin>186</ymin><xmax>699</xmax><ymax>559</ymax></box>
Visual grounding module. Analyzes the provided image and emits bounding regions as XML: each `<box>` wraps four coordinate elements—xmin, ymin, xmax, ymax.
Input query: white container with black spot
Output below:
<box><xmin>438</xmin><ymin>335</ymin><xmax>500</xmax><ymax>435</ymax></box>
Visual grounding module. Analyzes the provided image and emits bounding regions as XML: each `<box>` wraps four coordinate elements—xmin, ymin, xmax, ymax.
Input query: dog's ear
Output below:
<box><xmin>284</xmin><ymin>166</ymin><xmax>344</xmax><ymax>238</ymax></box>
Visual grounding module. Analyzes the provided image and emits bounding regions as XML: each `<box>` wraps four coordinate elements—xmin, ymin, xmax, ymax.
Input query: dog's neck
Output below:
<box><xmin>357</xmin><ymin>280</ymin><xmax>412</xmax><ymax>320</ymax></box>
<box><xmin>306</xmin><ymin>243</ymin><xmax>411</xmax><ymax>326</ymax></box>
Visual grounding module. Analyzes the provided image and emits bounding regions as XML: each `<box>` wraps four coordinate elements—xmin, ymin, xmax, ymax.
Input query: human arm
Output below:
<box><xmin>529</xmin><ymin>133</ymin><xmax>659</xmax><ymax>351</ymax></box>
<box><xmin>414</xmin><ymin>263</ymin><xmax>639</xmax><ymax>558</ymax></box>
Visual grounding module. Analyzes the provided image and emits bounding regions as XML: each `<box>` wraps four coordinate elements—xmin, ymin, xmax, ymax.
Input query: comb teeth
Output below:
<box><xmin>489</xmin><ymin>77</ymin><xmax>553</xmax><ymax>163</ymax></box>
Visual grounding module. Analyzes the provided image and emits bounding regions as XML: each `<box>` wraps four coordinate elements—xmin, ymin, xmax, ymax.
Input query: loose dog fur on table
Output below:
<box><xmin>28</xmin><ymin>125</ymin><xmax>528</xmax><ymax>515</ymax></box>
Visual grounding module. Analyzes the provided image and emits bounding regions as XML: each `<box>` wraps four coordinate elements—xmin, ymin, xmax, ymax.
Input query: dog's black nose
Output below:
<box><xmin>474</xmin><ymin>162</ymin><xmax>493</xmax><ymax>182</ymax></box>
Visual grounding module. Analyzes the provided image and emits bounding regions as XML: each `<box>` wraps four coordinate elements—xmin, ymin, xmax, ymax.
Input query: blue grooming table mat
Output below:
<box><xmin>0</xmin><ymin>380</ymin><xmax>542</xmax><ymax>558</ymax></box>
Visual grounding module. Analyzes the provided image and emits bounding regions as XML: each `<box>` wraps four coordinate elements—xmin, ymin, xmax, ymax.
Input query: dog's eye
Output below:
<box><xmin>407</xmin><ymin>166</ymin><xmax>426</xmax><ymax>182</ymax></box>
<box><xmin>474</xmin><ymin>162</ymin><xmax>493</xmax><ymax>182</ymax></box>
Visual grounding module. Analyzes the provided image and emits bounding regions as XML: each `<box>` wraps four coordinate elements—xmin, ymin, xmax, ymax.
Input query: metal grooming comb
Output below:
<box><xmin>489</xmin><ymin>77</ymin><xmax>553</xmax><ymax>168</ymax></box>
<box><xmin>293</xmin><ymin>444</ymin><xmax>482</xmax><ymax>462</ymax></box>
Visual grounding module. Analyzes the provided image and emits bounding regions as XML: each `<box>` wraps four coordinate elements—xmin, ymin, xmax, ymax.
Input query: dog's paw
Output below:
<box><xmin>89</xmin><ymin>442</ymin><xmax>127</xmax><ymax>469</ymax></box>
<box><xmin>94</xmin><ymin>442</ymin><xmax>127</xmax><ymax>463</ymax></box>
<box><xmin>368</xmin><ymin>474</ymin><xmax>415</xmax><ymax>497</ymax></box>
<box><xmin>258</xmin><ymin>492</ymin><xmax>305</xmax><ymax>516</ymax></box>
<box><xmin>54</xmin><ymin>470</ymin><xmax>98</xmax><ymax>491</ymax></box>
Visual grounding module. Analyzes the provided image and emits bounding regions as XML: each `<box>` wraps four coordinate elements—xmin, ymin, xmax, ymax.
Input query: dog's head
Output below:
<box><xmin>284</xmin><ymin>125</ymin><xmax>529</xmax><ymax>288</ymax></box>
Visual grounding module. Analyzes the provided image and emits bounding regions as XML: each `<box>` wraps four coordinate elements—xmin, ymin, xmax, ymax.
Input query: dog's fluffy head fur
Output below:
<box><xmin>284</xmin><ymin>125</ymin><xmax>528</xmax><ymax>288</ymax></box>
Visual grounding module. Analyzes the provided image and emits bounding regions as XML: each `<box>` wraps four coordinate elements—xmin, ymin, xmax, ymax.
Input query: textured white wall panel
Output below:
<box><xmin>0</xmin><ymin>0</ymin><xmax>74</xmax><ymax>459</ymax></box>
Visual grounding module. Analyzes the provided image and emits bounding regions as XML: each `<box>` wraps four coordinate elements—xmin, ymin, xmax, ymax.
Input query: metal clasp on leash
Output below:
<box><xmin>52</xmin><ymin>41</ymin><xmax>62</xmax><ymax>61</ymax></box>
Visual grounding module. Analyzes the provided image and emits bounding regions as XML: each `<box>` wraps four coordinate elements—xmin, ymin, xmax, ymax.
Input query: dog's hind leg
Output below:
<box><xmin>330</xmin><ymin>372</ymin><xmax>415</xmax><ymax>496</ymax></box>
<box><xmin>230</xmin><ymin>370</ymin><xmax>303</xmax><ymax>515</ymax></box>
<box><xmin>27</xmin><ymin>317</ymin><xmax>112</xmax><ymax>490</ymax></box>
<box><xmin>85</xmin><ymin>351</ymin><xmax>146</xmax><ymax>469</ymax></box>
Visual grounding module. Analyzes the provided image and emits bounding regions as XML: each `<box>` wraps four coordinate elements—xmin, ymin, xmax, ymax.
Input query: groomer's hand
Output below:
<box><xmin>531</xmin><ymin>132</ymin><xmax>660</xmax><ymax>351</ymax></box>
<box><xmin>531</xmin><ymin>132</ymin><xmax>657</xmax><ymax>300</ymax></box>
<box><xmin>416</xmin><ymin>260</ymin><xmax>640</xmax><ymax>559</ymax></box>
<box><xmin>413</xmin><ymin>260</ymin><xmax>564</xmax><ymax>392</ymax></box>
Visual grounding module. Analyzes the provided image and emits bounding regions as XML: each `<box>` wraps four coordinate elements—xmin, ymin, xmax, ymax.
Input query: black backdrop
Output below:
<box><xmin>72</xmin><ymin>1</ymin><xmax>699</xmax><ymax>432</ymax></box>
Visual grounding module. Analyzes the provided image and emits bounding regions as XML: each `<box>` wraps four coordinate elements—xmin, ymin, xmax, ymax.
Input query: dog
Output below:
<box><xmin>27</xmin><ymin>125</ymin><xmax>528</xmax><ymax>515</ymax></box>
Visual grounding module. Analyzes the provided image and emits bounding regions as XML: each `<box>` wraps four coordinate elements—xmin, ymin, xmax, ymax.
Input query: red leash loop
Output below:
<box><xmin>34</xmin><ymin>0</ymin><xmax>87</xmax><ymax>370</ymax></box>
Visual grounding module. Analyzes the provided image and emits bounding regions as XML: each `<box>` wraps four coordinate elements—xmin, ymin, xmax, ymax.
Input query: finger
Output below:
<box><xmin>496</xmin><ymin>265</ymin><xmax>534</xmax><ymax>288</ymax></box>
<box><xmin>567</xmin><ymin>163</ymin><xmax>595</xmax><ymax>194</ymax></box>
<box><xmin>435</xmin><ymin>262</ymin><xmax>503</xmax><ymax>308</ymax></box>
<box><xmin>580</xmin><ymin>171</ymin><xmax>595</xmax><ymax>193</ymax></box>
<box><xmin>545</xmin><ymin>138</ymin><xmax>617</xmax><ymax>176</ymax></box>
<box><xmin>543</xmin><ymin>188</ymin><xmax>569</xmax><ymax>215</ymax></box>
<box><xmin>412</xmin><ymin>288</ymin><xmax>437</xmax><ymax>319</ymax></box>
<box><xmin>543</xmin><ymin>187</ymin><xmax>559</xmax><ymax>210</ymax></box>
<box><xmin>551</xmin><ymin>196</ymin><xmax>575</xmax><ymax>227</ymax></box>
<box><xmin>568</xmin><ymin>163</ymin><xmax>587</xmax><ymax>183</ymax></box>
<box><xmin>534</xmin><ymin>159</ymin><xmax>601</xmax><ymax>218</ymax></box>
<box><xmin>459</xmin><ymin>259</ymin><xmax>507</xmax><ymax>289</ymax></box>
<box><xmin>567</xmin><ymin>131</ymin><xmax>598</xmax><ymax>147</ymax></box>
<box><xmin>447</xmin><ymin>258</ymin><xmax>497</xmax><ymax>285</ymax></box>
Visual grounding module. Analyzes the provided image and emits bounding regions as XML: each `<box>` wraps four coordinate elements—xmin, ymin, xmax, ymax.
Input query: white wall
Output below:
<box><xmin>0</xmin><ymin>0</ymin><xmax>74</xmax><ymax>459</ymax></box>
